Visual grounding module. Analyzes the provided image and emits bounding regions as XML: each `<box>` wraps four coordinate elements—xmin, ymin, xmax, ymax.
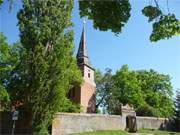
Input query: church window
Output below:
<box><xmin>88</xmin><ymin>73</ymin><xmax>90</xmax><ymax>78</ymax></box>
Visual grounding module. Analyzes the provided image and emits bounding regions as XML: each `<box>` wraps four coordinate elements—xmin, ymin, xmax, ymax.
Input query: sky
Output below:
<box><xmin>0</xmin><ymin>0</ymin><xmax>180</xmax><ymax>92</ymax></box>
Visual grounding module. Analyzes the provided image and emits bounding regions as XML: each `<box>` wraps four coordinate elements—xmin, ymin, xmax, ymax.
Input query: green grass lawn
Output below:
<box><xmin>138</xmin><ymin>129</ymin><xmax>179</xmax><ymax>135</ymax></box>
<box><xmin>71</xmin><ymin>130</ymin><xmax>129</xmax><ymax>135</ymax></box>
<box><xmin>71</xmin><ymin>129</ymin><xmax>180</xmax><ymax>135</ymax></box>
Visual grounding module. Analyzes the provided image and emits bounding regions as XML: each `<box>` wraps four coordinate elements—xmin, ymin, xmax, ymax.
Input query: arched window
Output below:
<box><xmin>88</xmin><ymin>73</ymin><xmax>90</xmax><ymax>78</ymax></box>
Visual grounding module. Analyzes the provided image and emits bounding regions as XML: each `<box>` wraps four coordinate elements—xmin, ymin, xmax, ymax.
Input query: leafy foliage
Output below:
<box><xmin>95</xmin><ymin>69</ymin><xmax>114</xmax><ymax>111</ymax></box>
<box><xmin>0</xmin><ymin>0</ymin><xmax>3</xmax><ymax>5</ymax></box>
<box><xmin>0</xmin><ymin>33</ymin><xmax>21</xmax><ymax>72</ymax></box>
<box><xmin>96</xmin><ymin>65</ymin><xmax>174</xmax><ymax>118</ymax></box>
<box><xmin>113</xmin><ymin>65</ymin><xmax>143</xmax><ymax>107</ymax></box>
<box><xmin>59</xmin><ymin>98</ymin><xmax>81</xmax><ymax>113</ymax></box>
<box><xmin>136</xmin><ymin>69</ymin><xmax>174</xmax><ymax>117</ymax></box>
<box><xmin>142</xmin><ymin>4</ymin><xmax>180</xmax><ymax>42</ymax></box>
<box><xmin>1</xmin><ymin>0</ymin><xmax>179</xmax><ymax>42</ymax></box>
<box><xmin>142</xmin><ymin>6</ymin><xmax>162</xmax><ymax>22</ymax></box>
<box><xmin>15</xmin><ymin>0</ymin><xmax>82</xmax><ymax>133</ymax></box>
<box><xmin>79</xmin><ymin>1</ymin><xmax>179</xmax><ymax>42</ymax></box>
<box><xmin>107</xmin><ymin>65</ymin><xmax>143</xmax><ymax>115</ymax></box>
<box><xmin>150</xmin><ymin>14</ymin><xmax>180</xmax><ymax>42</ymax></box>
<box><xmin>0</xmin><ymin>84</ymin><xmax>10</xmax><ymax>111</ymax></box>
<box><xmin>0</xmin><ymin>33</ymin><xmax>21</xmax><ymax>111</ymax></box>
<box><xmin>79</xmin><ymin>0</ymin><xmax>131</xmax><ymax>34</ymax></box>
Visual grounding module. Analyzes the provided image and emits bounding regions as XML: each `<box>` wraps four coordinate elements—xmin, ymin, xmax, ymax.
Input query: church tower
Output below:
<box><xmin>69</xmin><ymin>25</ymin><xmax>96</xmax><ymax>113</ymax></box>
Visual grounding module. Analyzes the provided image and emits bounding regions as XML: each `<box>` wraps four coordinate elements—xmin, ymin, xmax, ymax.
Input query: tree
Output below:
<box><xmin>79</xmin><ymin>0</ymin><xmax>179</xmax><ymax>42</ymax></box>
<box><xmin>0</xmin><ymin>33</ymin><xmax>21</xmax><ymax>74</ymax></box>
<box><xmin>142</xmin><ymin>5</ymin><xmax>180</xmax><ymax>42</ymax></box>
<box><xmin>108</xmin><ymin>65</ymin><xmax>144</xmax><ymax>115</ymax></box>
<box><xmin>136</xmin><ymin>69</ymin><xmax>174</xmax><ymax>118</ymax></box>
<box><xmin>96</xmin><ymin>65</ymin><xmax>142</xmax><ymax>115</ymax></box>
<box><xmin>0</xmin><ymin>0</ymin><xmax>3</xmax><ymax>5</ymax></box>
<box><xmin>79</xmin><ymin>0</ymin><xmax>131</xmax><ymax>34</ymax></box>
<box><xmin>95</xmin><ymin>69</ymin><xmax>114</xmax><ymax>112</ymax></box>
<box><xmin>96</xmin><ymin>65</ymin><xmax>174</xmax><ymax>118</ymax></box>
<box><xmin>0</xmin><ymin>33</ymin><xmax>21</xmax><ymax>111</ymax></box>
<box><xmin>0</xmin><ymin>84</ymin><xmax>10</xmax><ymax>111</ymax></box>
<box><xmin>13</xmin><ymin>0</ymin><xmax>82</xmax><ymax>134</ymax></box>
<box><xmin>1</xmin><ymin>0</ymin><xmax>179</xmax><ymax>42</ymax></box>
<box><xmin>174</xmin><ymin>90</ymin><xmax>180</xmax><ymax>131</ymax></box>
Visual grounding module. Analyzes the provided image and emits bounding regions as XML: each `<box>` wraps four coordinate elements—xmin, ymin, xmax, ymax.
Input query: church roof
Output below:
<box><xmin>76</xmin><ymin>25</ymin><xmax>91</xmax><ymax>67</ymax></box>
<box><xmin>77</xmin><ymin>25</ymin><xmax>88</xmax><ymax>58</ymax></box>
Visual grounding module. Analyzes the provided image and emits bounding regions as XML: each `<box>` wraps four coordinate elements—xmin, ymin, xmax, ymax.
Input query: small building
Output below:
<box><xmin>69</xmin><ymin>25</ymin><xmax>96</xmax><ymax>113</ymax></box>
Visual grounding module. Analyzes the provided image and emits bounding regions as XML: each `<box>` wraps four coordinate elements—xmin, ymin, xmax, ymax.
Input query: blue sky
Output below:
<box><xmin>0</xmin><ymin>0</ymin><xmax>180</xmax><ymax>92</ymax></box>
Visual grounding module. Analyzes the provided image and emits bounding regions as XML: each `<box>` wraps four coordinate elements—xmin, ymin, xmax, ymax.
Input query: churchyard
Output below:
<box><xmin>0</xmin><ymin>0</ymin><xmax>180</xmax><ymax>135</ymax></box>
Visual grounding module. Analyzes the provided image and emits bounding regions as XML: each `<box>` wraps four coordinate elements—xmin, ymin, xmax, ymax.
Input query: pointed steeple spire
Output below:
<box><xmin>77</xmin><ymin>22</ymin><xmax>90</xmax><ymax>66</ymax></box>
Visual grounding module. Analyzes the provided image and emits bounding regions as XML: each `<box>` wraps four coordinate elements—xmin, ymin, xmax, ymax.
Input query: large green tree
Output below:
<box><xmin>10</xmin><ymin>0</ymin><xmax>82</xmax><ymax>134</ymax></box>
<box><xmin>136</xmin><ymin>69</ymin><xmax>174</xmax><ymax>117</ymax></box>
<box><xmin>79</xmin><ymin>0</ymin><xmax>180</xmax><ymax>42</ymax></box>
<box><xmin>107</xmin><ymin>65</ymin><xmax>144</xmax><ymax>115</ymax></box>
<box><xmin>96</xmin><ymin>65</ymin><xmax>174</xmax><ymax>118</ymax></box>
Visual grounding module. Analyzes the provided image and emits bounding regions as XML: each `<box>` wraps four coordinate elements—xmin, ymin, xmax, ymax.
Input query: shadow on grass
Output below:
<box><xmin>138</xmin><ymin>129</ymin><xmax>179</xmax><ymax>135</ymax></box>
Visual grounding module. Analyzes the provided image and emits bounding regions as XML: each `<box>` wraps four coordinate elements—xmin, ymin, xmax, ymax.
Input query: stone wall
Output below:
<box><xmin>0</xmin><ymin>112</ymin><xmax>173</xmax><ymax>135</ymax></box>
<box><xmin>52</xmin><ymin>113</ymin><xmax>124</xmax><ymax>135</ymax></box>
<box><xmin>52</xmin><ymin>113</ymin><xmax>172</xmax><ymax>135</ymax></box>
<box><xmin>136</xmin><ymin>116</ymin><xmax>170</xmax><ymax>130</ymax></box>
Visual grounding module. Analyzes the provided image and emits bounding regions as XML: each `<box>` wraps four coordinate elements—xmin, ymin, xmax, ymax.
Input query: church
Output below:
<box><xmin>68</xmin><ymin>25</ymin><xmax>96</xmax><ymax>113</ymax></box>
